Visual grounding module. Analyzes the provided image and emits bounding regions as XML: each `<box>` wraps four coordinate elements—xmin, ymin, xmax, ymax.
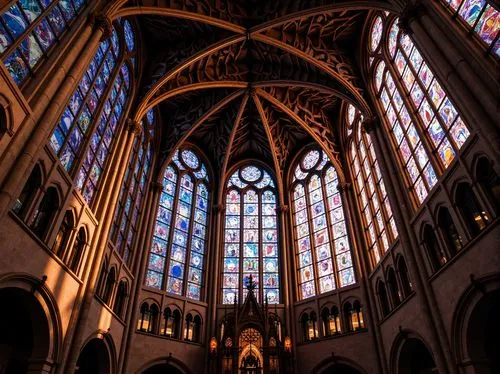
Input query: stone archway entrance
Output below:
<box><xmin>465</xmin><ymin>289</ymin><xmax>500</xmax><ymax>373</ymax></box>
<box><xmin>75</xmin><ymin>338</ymin><xmax>111</xmax><ymax>374</ymax></box>
<box><xmin>143</xmin><ymin>363</ymin><xmax>184</xmax><ymax>374</ymax></box>
<box><xmin>0</xmin><ymin>287</ymin><xmax>52</xmax><ymax>374</ymax></box>
<box><xmin>397</xmin><ymin>338</ymin><xmax>436</xmax><ymax>374</ymax></box>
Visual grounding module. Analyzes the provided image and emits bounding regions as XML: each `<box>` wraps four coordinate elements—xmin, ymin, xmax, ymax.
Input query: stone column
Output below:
<box><xmin>363</xmin><ymin>116</ymin><xmax>455</xmax><ymax>373</ymax></box>
<box><xmin>0</xmin><ymin>14</ymin><xmax>114</xmax><ymax>219</ymax></box>
<box><xmin>337</xmin><ymin>179</ymin><xmax>388</xmax><ymax>374</ymax></box>
<box><xmin>119</xmin><ymin>180</ymin><xmax>162</xmax><ymax>374</ymax></box>
<box><xmin>278</xmin><ymin>205</ymin><xmax>291</xmax><ymax>322</ymax></box>
<box><xmin>61</xmin><ymin>119</ymin><xmax>140</xmax><ymax>373</ymax></box>
<box><xmin>398</xmin><ymin>2</ymin><xmax>500</xmax><ymax>162</ymax></box>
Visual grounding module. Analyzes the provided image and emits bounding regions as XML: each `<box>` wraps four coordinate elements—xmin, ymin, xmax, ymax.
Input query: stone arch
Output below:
<box><xmin>452</xmin><ymin>273</ymin><xmax>500</xmax><ymax>373</ymax></box>
<box><xmin>312</xmin><ymin>355</ymin><xmax>368</xmax><ymax>374</ymax></box>
<box><xmin>137</xmin><ymin>356</ymin><xmax>192</xmax><ymax>374</ymax></box>
<box><xmin>390</xmin><ymin>331</ymin><xmax>436</xmax><ymax>374</ymax></box>
<box><xmin>76</xmin><ymin>331</ymin><xmax>117</xmax><ymax>374</ymax></box>
<box><xmin>0</xmin><ymin>273</ymin><xmax>62</xmax><ymax>373</ymax></box>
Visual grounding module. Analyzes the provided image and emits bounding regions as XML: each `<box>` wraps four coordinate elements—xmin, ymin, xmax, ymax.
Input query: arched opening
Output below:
<box><xmin>422</xmin><ymin>225</ymin><xmax>444</xmax><ymax>273</ymax></box>
<box><xmin>320</xmin><ymin>363</ymin><xmax>363</xmax><ymax>374</ymax></box>
<box><xmin>437</xmin><ymin>208</ymin><xmax>463</xmax><ymax>255</ymax></box>
<box><xmin>75</xmin><ymin>338</ymin><xmax>111</xmax><ymax>374</ymax></box>
<box><xmin>397</xmin><ymin>338</ymin><xmax>436</xmax><ymax>374</ymax></box>
<box><xmin>142</xmin><ymin>363</ymin><xmax>183</xmax><ymax>374</ymax></box>
<box><xmin>30</xmin><ymin>187</ymin><xmax>60</xmax><ymax>240</ymax></box>
<box><xmin>12</xmin><ymin>164</ymin><xmax>42</xmax><ymax>218</ymax></box>
<box><xmin>352</xmin><ymin>301</ymin><xmax>365</xmax><ymax>330</ymax></box>
<box><xmin>113</xmin><ymin>280</ymin><xmax>128</xmax><ymax>319</ymax></box>
<box><xmin>69</xmin><ymin>228</ymin><xmax>86</xmax><ymax>273</ymax></box>
<box><xmin>455</xmin><ymin>183</ymin><xmax>489</xmax><ymax>236</ymax></box>
<box><xmin>0</xmin><ymin>288</ymin><xmax>52</xmax><ymax>374</ymax></box>
<box><xmin>321</xmin><ymin>306</ymin><xmax>341</xmax><ymax>336</ymax></box>
<box><xmin>464</xmin><ymin>289</ymin><xmax>500</xmax><ymax>373</ymax></box>
<box><xmin>397</xmin><ymin>257</ymin><xmax>412</xmax><ymax>298</ymax></box>
<box><xmin>102</xmin><ymin>267</ymin><xmax>116</xmax><ymax>305</ymax></box>
<box><xmin>476</xmin><ymin>157</ymin><xmax>500</xmax><ymax>212</ymax></box>
<box><xmin>193</xmin><ymin>315</ymin><xmax>202</xmax><ymax>343</ymax></box>
<box><xmin>377</xmin><ymin>281</ymin><xmax>390</xmax><ymax>318</ymax></box>
<box><xmin>387</xmin><ymin>268</ymin><xmax>401</xmax><ymax>307</ymax></box>
<box><xmin>52</xmin><ymin>210</ymin><xmax>74</xmax><ymax>257</ymax></box>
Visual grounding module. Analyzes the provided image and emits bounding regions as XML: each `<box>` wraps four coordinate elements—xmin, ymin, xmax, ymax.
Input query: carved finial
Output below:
<box><xmin>246</xmin><ymin>274</ymin><xmax>257</xmax><ymax>291</ymax></box>
<box><xmin>128</xmin><ymin>119</ymin><xmax>142</xmax><ymax>136</ymax></box>
<box><xmin>361</xmin><ymin>116</ymin><xmax>378</xmax><ymax>134</ymax></box>
<box><xmin>398</xmin><ymin>2</ymin><xmax>426</xmax><ymax>35</ymax></box>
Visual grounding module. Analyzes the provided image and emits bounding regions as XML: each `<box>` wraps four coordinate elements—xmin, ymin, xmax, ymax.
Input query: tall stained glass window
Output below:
<box><xmin>346</xmin><ymin>104</ymin><xmax>398</xmax><ymax>268</ymax></box>
<box><xmin>369</xmin><ymin>14</ymin><xmax>470</xmax><ymax>206</ymax></box>
<box><xmin>292</xmin><ymin>149</ymin><xmax>356</xmax><ymax>300</ymax></box>
<box><xmin>145</xmin><ymin>148</ymin><xmax>210</xmax><ymax>301</ymax></box>
<box><xmin>110</xmin><ymin>109</ymin><xmax>154</xmax><ymax>266</ymax></box>
<box><xmin>441</xmin><ymin>1</ymin><xmax>499</xmax><ymax>56</ymax></box>
<box><xmin>222</xmin><ymin>166</ymin><xmax>279</xmax><ymax>304</ymax></box>
<box><xmin>49</xmin><ymin>19</ymin><xmax>136</xmax><ymax>205</ymax></box>
<box><xmin>0</xmin><ymin>0</ymin><xmax>88</xmax><ymax>85</ymax></box>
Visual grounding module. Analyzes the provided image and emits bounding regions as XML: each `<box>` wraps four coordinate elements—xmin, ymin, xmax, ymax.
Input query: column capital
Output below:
<box><xmin>128</xmin><ymin>118</ymin><xmax>142</xmax><ymax>136</ymax></box>
<box><xmin>361</xmin><ymin>116</ymin><xmax>379</xmax><ymax>134</ymax></box>
<box><xmin>88</xmin><ymin>13</ymin><xmax>114</xmax><ymax>41</ymax></box>
<box><xmin>151</xmin><ymin>181</ymin><xmax>163</xmax><ymax>192</ymax></box>
<box><xmin>278</xmin><ymin>205</ymin><xmax>289</xmax><ymax>214</ymax></box>
<box><xmin>337</xmin><ymin>182</ymin><xmax>351</xmax><ymax>194</ymax></box>
<box><xmin>213</xmin><ymin>204</ymin><xmax>225</xmax><ymax>213</ymax></box>
<box><xmin>398</xmin><ymin>2</ymin><xmax>426</xmax><ymax>35</ymax></box>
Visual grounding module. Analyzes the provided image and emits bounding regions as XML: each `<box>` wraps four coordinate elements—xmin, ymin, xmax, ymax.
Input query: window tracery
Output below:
<box><xmin>0</xmin><ymin>0</ymin><xmax>88</xmax><ymax>85</ymax></box>
<box><xmin>369</xmin><ymin>15</ymin><xmax>471</xmax><ymax>206</ymax></box>
<box><xmin>347</xmin><ymin>104</ymin><xmax>398</xmax><ymax>267</ymax></box>
<box><xmin>49</xmin><ymin>19</ymin><xmax>136</xmax><ymax>205</ymax></box>
<box><xmin>292</xmin><ymin>149</ymin><xmax>355</xmax><ymax>300</ymax></box>
<box><xmin>110</xmin><ymin>109</ymin><xmax>154</xmax><ymax>266</ymax></box>
<box><xmin>441</xmin><ymin>0</ymin><xmax>499</xmax><ymax>56</ymax></box>
<box><xmin>145</xmin><ymin>148</ymin><xmax>210</xmax><ymax>301</ymax></box>
<box><xmin>222</xmin><ymin>166</ymin><xmax>279</xmax><ymax>304</ymax></box>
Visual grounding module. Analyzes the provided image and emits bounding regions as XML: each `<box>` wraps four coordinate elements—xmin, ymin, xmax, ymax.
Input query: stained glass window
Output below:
<box><xmin>50</xmin><ymin>20</ymin><xmax>136</xmax><ymax>205</ymax></box>
<box><xmin>370</xmin><ymin>16</ymin><xmax>383</xmax><ymax>52</ymax></box>
<box><xmin>222</xmin><ymin>166</ymin><xmax>279</xmax><ymax>304</ymax></box>
<box><xmin>0</xmin><ymin>0</ymin><xmax>87</xmax><ymax>85</ymax></box>
<box><xmin>370</xmin><ymin>16</ymin><xmax>470</xmax><ymax>206</ymax></box>
<box><xmin>346</xmin><ymin>104</ymin><xmax>398</xmax><ymax>268</ymax></box>
<box><xmin>145</xmin><ymin>148</ymin><xmax>210</xmax><ymax>301</ymax></box>
<box><xmin>110</xmin><ymin>109</ymin><xmax>154</xmax><ymax>266</ymax></box>
<box><xmin>292</xmin><ymin>150</ymin><xmax>356</xmax><ymax>300</ymax></box>
<box><xmin>441</xmin><ymin>1</ymin><xmax>499</xmax><ymax>56</ymax></box>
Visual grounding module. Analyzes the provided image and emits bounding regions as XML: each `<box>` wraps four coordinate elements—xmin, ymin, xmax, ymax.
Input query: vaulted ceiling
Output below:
<box><xmin>111</xmin><ymin>0</ymin><xmax>398</xmax><ymax>184</ymax></box>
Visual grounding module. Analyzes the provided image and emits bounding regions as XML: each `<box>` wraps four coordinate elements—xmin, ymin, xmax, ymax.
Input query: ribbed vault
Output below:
<box><xmin>107</xmin><ymin>0</ymin><xmax>400</xmax><ymax>185</ymax></box>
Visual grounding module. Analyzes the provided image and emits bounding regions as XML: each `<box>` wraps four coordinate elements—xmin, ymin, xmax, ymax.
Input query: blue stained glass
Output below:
<box><xmin>4</xmin><ymin>50</ymin><xmax>29</xmax><ymax>84</ymax></box>
<box><xmin>59</xmin><ymin>1</ymin><xmax>76</xmax><ymax>21</ymax></box>
<box><xmin>19</xmin><ymin>33</ymin><xmax>43</xmax><ymax>67</ymax></box>
<box><xmin>147</xmin><ymin>109</ymin><xmax>154</xmax><ymax>124</ymax></box>
<box><xmin>34</xmin><ymin>19</ymin><xmax>54</xmax><ymax>51</ymax></box>
<box><xmin>47</xmin><ymin>5</ymin><xmax>66</xmax><ymax>35</ymax></box>
<box><xmin>0</xmin><ymin>22</ymin><xmax>12</xmax><ymax>53</ymax></box>
<box><xmin>2</xmin><ymin>5</ymin><xmax>28</xmax><ymax>39</ymax></box>
<box><xmin>123</xmin><ymin>20</ymin><xmax>135</xmax><ymax>52</ymax></box>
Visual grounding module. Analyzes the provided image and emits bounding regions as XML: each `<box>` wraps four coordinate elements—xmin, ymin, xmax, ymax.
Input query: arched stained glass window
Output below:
<box><xmin>441</xmin><ymin>1</ymin><xmax>499</xmax><ymax>56</ymax></box>
<box><xmin>0</xmin><ymin>0</ymin><xmax>88</xmax><ymax>85</ymax></box>
<box><xmin>347</xmin><ymin>104</ymin><xmax>398</xmax><ymax>268</ymax></box>
<box><xmin>110</xmin><ymin>109</ymin><xmax>154</xmax><ymax>265</ymax></box>
<box><xmin>369</xmin><ymin>15</ymin><xmax>470</xmax><ymax>206</ymax></box>
<box><xmin>292</xmin><ymin>149</ymin><xmax>356</xmax><ymax>300</ymax></box>
<box><xmin>145</xmin><ymin>148</ymin><xmax>210</xmax><ymax>301</ymax></box>
<box><xmin>49</xmin><ymin>20</ymin><xmax>136</xmax><ymax>205</ymax></box>
<box><xmin>222</xmin><ymin>166</ymin><xmax>279</xmax><ymax>304</ymax></box>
